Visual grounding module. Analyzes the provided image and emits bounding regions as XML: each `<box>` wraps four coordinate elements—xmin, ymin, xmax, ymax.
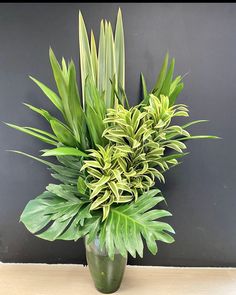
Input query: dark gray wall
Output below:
<box><xmin>0</xmin><ymin>3</ymin><xmax>235</xmax><ymax>266</ymax></box>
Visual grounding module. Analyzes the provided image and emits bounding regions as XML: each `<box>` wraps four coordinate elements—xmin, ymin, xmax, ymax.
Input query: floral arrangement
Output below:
<box><xmin>6</xmin><ymin>9</ymin><xmax>217</xmax><ymax>259</ymax></box>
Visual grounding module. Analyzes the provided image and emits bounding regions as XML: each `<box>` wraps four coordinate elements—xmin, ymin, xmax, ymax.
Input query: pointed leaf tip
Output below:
<box><xmin>118</xmin><ymin>7</ymin><xmax>122</xmax><ymax>16</ymax></box>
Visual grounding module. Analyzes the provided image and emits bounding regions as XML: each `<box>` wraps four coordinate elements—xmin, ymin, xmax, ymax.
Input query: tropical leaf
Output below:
<box><xmin>23</xmin><ymin>103</ymin><xmax>53</xmax><ymax>122</ymax></box>
<box><xmin>49</xmin><ymin>48</ymin><xmax>68</xmax><ymax>102</ymax></box>
<box><xmin>5</xmin><ymin>123</ymin><xmax>58</xmax><ymax>145</ymax></box>
<box><xmin>161</xmin><ymin>58</ymin><xmax>175</xmax><ymax>96</ymax></box>
<box><xmin>90</xmin><ymin>30</ymin><xmax>98</xmax><ymax>84</ymax></box>
<box><xmin>181</xmin><ymin>120</ymin><xmax>209</xmax><ymax>129</ymax></box>
<box><xmin>68</xmin><ymin>61</ymin><xmax>88</xmax><ymax>149</ymax></box>
<box><xmin>169</xmin><ymin>82</ymin><xmax>184</xmax><ymax>106</ymax></box>
<box><xmin>148</xmin><ymin>53</ymin><xmax>184</xmax><ymax>105</ymax></box>
<box><xmin>104</xmin><ymin>21</ymin><xmax>116</xmax><ymax>108</ymax></box>
<box><xmin>115</xmin><ymin>8</ymin><xmax>125</xmax><ymax>93</ymax></box>
<box><xmin>97</xmin><ymin>19</ymin><xmax>106</xmax><ymax>93</ymax></box>
<box><xmin>42</xmin><ymin>147</ymin><xmax>88</xmax><ymax>157</ymax></box>
<box><xmin>99</xmin><ymin>189</ymin><xmax>175</xmax><ymax>259</ymax></box>
<box><xmin>140</xmin><ymin>73</ymin><xmax>148</xmax><ymax>102</ymax></box>
<box><xmin>50</xmin><ymin>120</ymin><xmax>77</xmax><ymax>147</ymax></box>
<box><xmin>20</xmin><ymin>190</ymin><xmax>92</xmax><ymax>241</ymax></box>
<box><xmin>79</xmin><ymin>11</ymin><xmax>93</xmax><ymax>106</ymax></box>
<box><xmin>178</xmin><ymin>135</ymin><xmax>220</xmax><ymax>141</ymax></box>
<box><xmin>49</xmin><ymin>48</ymin><xmax>73</xmax><ymax>128</ymax></box>
<box><xmin>29</xmin><ymin>76</ymin><xmax>63</xmax><ymax>112</ymax></box>
<box><xmin>24</xmin><ymin>127</ymin><xmax>57</xmax><ymax>140</ymax></box>
<box><xmin>77</xmin><ymin>176</ymin><xmax>87</xmax><ymax>195</ymax></box>
<box><xmin>60</xmin><ymin>212</ymin><xmax>101</xmax><ymax>242</ymax></box>
<box><xmin>153</xmin><ymin>52</ymin><xmax>169</xmax><ymax>96</ymax></box>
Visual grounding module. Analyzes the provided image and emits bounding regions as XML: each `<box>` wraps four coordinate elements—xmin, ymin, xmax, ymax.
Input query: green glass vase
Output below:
<box><xmin>85</xmin><ymin>236</ymin><xmax>127</xmax><ymax>294</ymax></box>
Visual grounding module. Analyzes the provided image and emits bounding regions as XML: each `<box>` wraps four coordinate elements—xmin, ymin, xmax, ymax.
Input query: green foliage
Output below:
<box><xmin>79</xmin><ymin>8</ymin><xmax>125</xmax><ymax>108</ymax></box>
<box><xmin>82</xmin><ymin>145</ymin><xmax>134</xmax><ymax>220</ymax></box>
<box><xmin>20</xmin><ymin>184</ymin><xmax>174</xmax><ymax>260</ymax></box>
<box><xmin>42</xmin><ymin>147</ymin><xmax>88</xmax><ymax>157</ymax></box>
<box><xmin>82</xmin><ymin>94</ymin><xmax>215</xmax><ymax>220</ymax></box>
<box><xmin>20</xmin><ymin>189</ymin><xmax>93</xmax><ymax>241</ymax></box>
<box><xmin>99</xmin><ymin>189</ymin><xmax>175</xmax><ymax>259</ymax></box>
<box><xmin>6</xmin><ymin>9</ymin><xmax>126</xmax><ymax>153</ymax></box>
<box><xmin>6</xmin><ymin>9</ymin><xmax>218</xmax><ymax>260</ymax></box>
<box><xmin>5</xmin><ymin>123</ymin><xmax>58</xmax><ymax>145</ymax></box>
<box><xmin>141</xmin><ymin>52</ymin><xmax>184</xmax><ymax>106</ymax></box>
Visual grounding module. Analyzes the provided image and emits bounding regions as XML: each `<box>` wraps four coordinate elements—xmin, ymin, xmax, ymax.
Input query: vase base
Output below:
<box><xmin>85</xmin><ymin>236</ymin><xmax>127</xmax><ymax>294</ymax></box>
<box><xmin>95</xmin><ymin>287</ymin><xmax>121</xmax><ymax>294</ymax></box>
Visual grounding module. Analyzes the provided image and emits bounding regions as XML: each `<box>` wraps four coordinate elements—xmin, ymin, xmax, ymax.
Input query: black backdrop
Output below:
<box><xmin>0</xmin><ymin>3</ymin><xmax>235</xmax><ymax>266</ymax></box>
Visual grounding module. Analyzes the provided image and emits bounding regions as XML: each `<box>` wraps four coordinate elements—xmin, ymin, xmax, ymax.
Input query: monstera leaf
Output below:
<box><xmin>98</xmin><ymin>189</ymin><xmax>175</xmax><ymax>259</ymax></box>
<box><xmin>16</xmin><ymin>151</ymin><xmax>102</xmax><ymax>242</ymax></box>
<box><xmin>20</xmin><ymin>185</ymin><xmax>92</xmax><ymax>241</ymax></box>
<box><xmin>20</xmin><ymin>186</ymin><xmax>174</xmax><ymax>260</ymax></box>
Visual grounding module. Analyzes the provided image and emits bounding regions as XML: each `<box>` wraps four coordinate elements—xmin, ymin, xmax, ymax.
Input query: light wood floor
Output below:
<box><xmin>0</xmin><ymin>264</ymin><xmax>236</xmax><ymax>295</ymax></box>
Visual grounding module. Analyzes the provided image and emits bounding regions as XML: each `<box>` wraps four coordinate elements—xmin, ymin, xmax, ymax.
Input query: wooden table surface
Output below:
<box><xmin>0</xmin><ymin>264</ymin><xmax>236</xmax><ymax>295</ymax></box>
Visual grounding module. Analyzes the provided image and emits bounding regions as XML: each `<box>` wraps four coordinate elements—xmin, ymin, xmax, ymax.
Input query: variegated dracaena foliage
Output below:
<box><xmin>82</xmin><ymin>94</ymin><xmax>216</xmax><ymax>220</ymax></box>
<box><xmin>15</xmin><ymin>151</ymin><xmax>175</xmax><ymax>259</ymax></box>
